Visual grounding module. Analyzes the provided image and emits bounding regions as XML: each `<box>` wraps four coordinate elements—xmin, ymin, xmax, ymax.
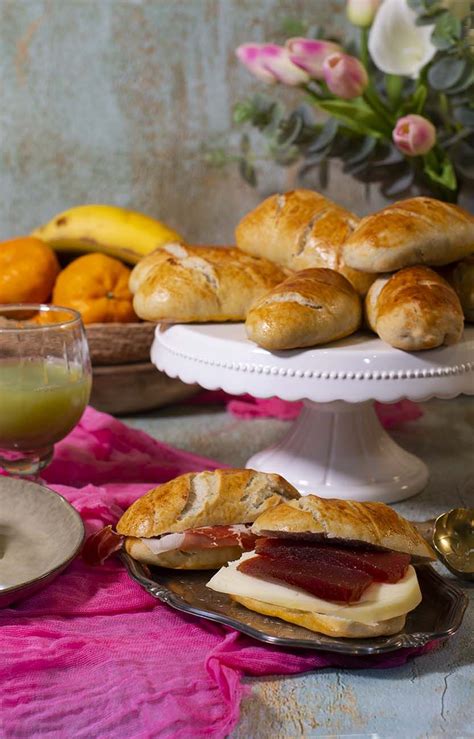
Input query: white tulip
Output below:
<box><xmin>368</xmin><ymin>0</ymin><xmax>437</xmax><ymax>78</ymax></box>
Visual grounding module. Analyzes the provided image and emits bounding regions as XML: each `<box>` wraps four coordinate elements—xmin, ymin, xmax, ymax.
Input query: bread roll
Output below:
<box><xmin>232</xmin><ymin>595</ymin><xmax>406</xmax><ymax>638</ymax></box>
<box><xmin>235</xmin><ymin>189</ymin><xmax>375</xmax><ymax>296</ymax></box>
<box><xmin>343</xmin><ymin>197</ymin><xmax>474</xmax><ymax>272</ymax></box>
<box><xmin>130</xmin><ymin>243</ymin><xmax>287</xmax><ymax>322</ymax></box>
<box><xmin>441</xmin><ymin>258</ymin><xmax>474</xmax><ymax>322</ymax></box>
<box><xmin>251</xmin><ymin>495</ymin><xmax>435</xmax><ymax>561</ymax></box>
<box><xmin>365</xmin><ymin>266</ymin><xmax>463</xmax><ymax>351</ymax></box>
<box><xmin>245</xmin><ymin>268</ymin><xmax>361</xmax><ymax>350</ymax></box>
<box><xmin>124</xmin><ymin>540</ymin><xmax>244</xmax><ymax>570</ymax></box>
<box><xmin>117</xmin><ymin>469</ymin><xmax>300</xmax><ymax>539</ymax></box>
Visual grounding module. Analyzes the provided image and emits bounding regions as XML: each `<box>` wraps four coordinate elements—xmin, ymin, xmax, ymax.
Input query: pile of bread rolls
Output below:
<box><xmin>130</xmin><ymin>190</ymin><xmax>474</xmax><ymax>353</ymax></box>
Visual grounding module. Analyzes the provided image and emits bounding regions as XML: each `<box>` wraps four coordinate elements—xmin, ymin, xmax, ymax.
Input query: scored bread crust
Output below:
<box><xmin>251</xmin><ymin>496</ymin><xmax>435</xmax><ymax>561</ymax></box>
<box><xmin>235</xmin><ymin>189</ymin><xmax>375</xmax><ymax>296</ymax></box>
<box><xmin>124</xmin><ymin>538</ymin><xmax>243</xmax><ymax>570</ymax></box>
<box><xmin>365</xmin><ymin>266</ymin><xmax>463</xmax><ymax>351</ymax></box>
<box><xmin>245</xmin><ymin>268</ymin><xmax>362</xmax><ymax>350</ymax></box>
<box><xmin>343</xmin><ymin>197</ymin><xmax>474</xmax><ymax>273</ymax></box>
<box><xmin>232</xmin><ymin>595</ymin><xmax>406</xmax><ymax>637</ymax></box>
<box><xmin>116</xmin><ymin>469</ymin><xmax>300</xmax><ymax>539</ymax></box>
<box><xmin>129</xmin><ymin>243</ymin><xmax>288</xmax><ymax>322</ymax></box>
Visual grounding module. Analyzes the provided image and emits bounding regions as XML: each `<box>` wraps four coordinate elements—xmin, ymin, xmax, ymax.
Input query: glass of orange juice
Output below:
<box><xmin>0</xmin><ymin>304</ymin><xmax>91</xmax><ymax>477</ymax></box>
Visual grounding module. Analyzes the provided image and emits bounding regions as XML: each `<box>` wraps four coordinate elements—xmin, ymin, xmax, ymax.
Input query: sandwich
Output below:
<box><xmin>207</xmin><ymin>495</ymin><xmax>435</xmax><ymax>638</ymax></box>
<box><xmin>83</xmin><ymin>469</ymin><xmax>300</xmax><ymax>569</ymax></box>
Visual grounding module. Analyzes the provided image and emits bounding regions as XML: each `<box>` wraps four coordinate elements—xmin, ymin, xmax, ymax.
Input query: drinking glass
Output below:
<box><xmin>0</xmin><ymin>304</ymin><xmax>91</xmax><ymax>478</ymax></box>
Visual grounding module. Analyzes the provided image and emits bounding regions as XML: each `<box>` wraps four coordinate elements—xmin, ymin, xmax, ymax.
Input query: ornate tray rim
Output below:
<box><xmin>121</xmin><ymin>554</ymin><xmax>468</xmax><ymax>656</ymax></box>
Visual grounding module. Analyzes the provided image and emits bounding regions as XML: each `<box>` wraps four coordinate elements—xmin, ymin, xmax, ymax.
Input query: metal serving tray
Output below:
<box><xmin>122</xmin><ymin>554</ymin><xmax>468</xmax><ymax>656</ymax></box>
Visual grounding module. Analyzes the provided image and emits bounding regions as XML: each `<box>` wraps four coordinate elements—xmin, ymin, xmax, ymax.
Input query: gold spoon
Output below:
<box><xmin>413</xmin><ymin>508</ymin><xmax>474</xmax><ymax>582</ymax></box>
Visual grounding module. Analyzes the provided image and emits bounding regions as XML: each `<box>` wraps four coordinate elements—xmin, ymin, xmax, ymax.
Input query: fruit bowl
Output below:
<box><xmin>85</xmin><ymin>322</ymin><xmax>199</xmax><ymax>414</ymax></box>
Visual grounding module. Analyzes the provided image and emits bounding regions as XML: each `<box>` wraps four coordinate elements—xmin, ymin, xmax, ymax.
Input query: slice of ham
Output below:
<box><xmin>83</xmin><ymin>524</ymin><xmax>257</xmax><ymax>566</ymax></box>
<box><xmin>238</xmin><ymin>554</ymin><xmax>373</xmax><ymax>603</ymax></box>
<box><xmin>82</xmin><ymin>525</ymin><xmax>124</xmax><ymax>566</ymax></box>
<box><xmin>255</xmin><ymin>538</ymin><xmax>411</xmax><ymax>583</ymax></box>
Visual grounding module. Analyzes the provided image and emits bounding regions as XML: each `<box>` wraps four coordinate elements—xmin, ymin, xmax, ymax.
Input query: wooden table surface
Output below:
<box><xmin>124</xmin><ymin>397</ymin><xmax>474</xmax><ymax>738</ymax></box>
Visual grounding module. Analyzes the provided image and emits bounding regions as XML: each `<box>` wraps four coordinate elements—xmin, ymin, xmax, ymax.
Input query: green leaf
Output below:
<box><xmin>445</xmin><ymin>68</ymin><xmax>474</xmax><ymax>95</ymax></box>
<box><xmin>343</xmin><ymin>136</ymin><xmax>377</xmax><ymax>169</ymax></box>
<box><xmin>385</xmin><ymin>75</ymin><xmax>404</xmax><ymax>108</ymax></box>
<box><xmin>314</xmin><ymin>99</ymin><xmax>389</xmax><ymax>138</ymax></box>
<box><xmin>423</xmin><ymin>154</ymin><xmax>457</xmax><ymax>190</ymax></box>
<box><xmin>279</xmin><ymin>16</ymin><xmax>308</xmax><ymax>38</ymax></box>
<box><xmin>428</xmin><ymin>57</ymin><xmax>467</xmax><ymax>90</ymax></box>
<box><xmin>276</xmin><ymin>113</ymin><xmax>304</xmax><ymax>148</ymax></box>
<box><xmin>233</xmin><ymin>100</ymin><xmax>255</xmax><ymax>125</ymax></box>
<box><xmin>400</xmin><ymin>84</ymin><xmax>428</xmax><ymax>115</ymax></box>
<box><xmin>431</xmin><ymin>12</ymin><xmax>462</xmax><ymax>49</ymax></box>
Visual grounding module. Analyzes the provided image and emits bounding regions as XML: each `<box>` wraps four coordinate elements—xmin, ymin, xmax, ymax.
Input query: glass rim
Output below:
<box><xmin>0</xmin><ymin>304</ymin><xmax>82</xmax><ymax>331</ymax></box>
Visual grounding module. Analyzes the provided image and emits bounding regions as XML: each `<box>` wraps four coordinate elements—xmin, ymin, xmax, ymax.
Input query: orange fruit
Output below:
<box><xmin>52</xmin><ymin>253</ymin><xmax>137</xmax><ymax>324</ymax></box>
<box><xmin>0</xmin><ymin>237</ymin><xmax>60</xmax><ymax>304</ymax></box>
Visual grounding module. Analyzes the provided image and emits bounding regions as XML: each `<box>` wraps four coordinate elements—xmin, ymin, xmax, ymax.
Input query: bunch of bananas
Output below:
<box><xmin>32</xmin><ymin>204</ymin><xmax>183</xmax><ymax>266</ymax></box>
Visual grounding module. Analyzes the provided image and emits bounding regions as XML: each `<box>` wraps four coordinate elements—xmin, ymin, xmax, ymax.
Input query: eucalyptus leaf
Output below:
<box><xmin>343</xmin><ymin>136</ymin><xmax>377</xmax><ymax>167</ymax></box>
<box><xmin>382</xmin><ymin>169</ymin><xmax>415</xmax><ymax>198</ymax></box>
<box><xmin>274</xmin><ymin>146</ymin><xmax>301</xmax><ymax>166</ymax></box>
<box><xmin>240</xmin><ymin>134</ymin><xmax>251</xmax><ymax>156</ymax></box>
<box><xmin>431</xmin><ymin>12</ymin><xmax>462</xmax><ymax>49</ymax></box>
<box><xmin>276</xmin><ymin>113</ymin><xmax>304</xmax><ymax>148</ymax></box>
<box><xmin>445</xmin><ymin>68</ymin><xmax>474</xmax><ymax>95</ymax></box>
<box><xmin>428</xmin><ymin>57</ymin><xmax>467</xmax><ymax>90</ymax></box>
<box><xmin>453</xmin><ymin>142</ymin><xmax>474</xmax><ymax>179</ymax></box>
<box><xmin>239</xmin><ymin>158</ymin><xmax>257</xmax><ymax>187</ymax></box>
<box><xmin>306</xmin><ymin>118</ymin><xmax>339</xmax><ymax>154</ymax></box>
<box><xmin>453</xmin><ymin>105</ymin><xmax>474</xmax><ymax>126</ymax></box>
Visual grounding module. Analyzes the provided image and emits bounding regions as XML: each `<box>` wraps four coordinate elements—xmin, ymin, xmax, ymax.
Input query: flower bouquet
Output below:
<box><xmin>214</xmin><ymin>0</ymin><xmax>474</xmax><ymax>203</ymax></box>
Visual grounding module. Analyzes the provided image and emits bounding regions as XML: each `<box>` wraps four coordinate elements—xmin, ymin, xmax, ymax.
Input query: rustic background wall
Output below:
<box><xmin>0</xmin><ymin>0</ymin><xmax>388</xmax><ymax>243</ymax></box>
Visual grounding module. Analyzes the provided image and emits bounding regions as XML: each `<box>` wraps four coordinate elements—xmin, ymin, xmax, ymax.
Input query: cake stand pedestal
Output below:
<box><xmin>151</xmin><ymin>324</ymin><xmax>474</xmax><ymax>503</ymax></box>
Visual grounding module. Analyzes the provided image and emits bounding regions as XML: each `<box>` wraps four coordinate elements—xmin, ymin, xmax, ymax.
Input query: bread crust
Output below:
<box><xmin>129</xmin><ymin>243</ymin><xmax>287</xmax><ymax>322</ymax></box>
<box><xmin>343</xmin><ymin>197</ymin><xmax>474</xmax><ymax>272</ymax></box>
<box><xmin>124</xmin><ymin>538</ymin><xmax>243</xmax><ymax>569</ymax></box>
<box><xmin>232</xmin><ymin>595</ymin><xmax>406</xmax><ymax>637</ymax></box>
<box><xmin>245</xmin><ymin>268</ymin><xmax>362</xmax><ymax>350</ymax></box>
<box><xmin>116</xmin><ymin>469</ymin><xmax>300</xmax><ymax>538</ymax></box>
<box><xmin>251</xmin><ymin>495</ymin><xmax>435</xmax><ymax>561</ymax></box>
<box><xmin>235</xmin><ymin>189</ymin><xmax>375</xmax><ymax>296</ymax></box>
<box><xmin>365</xmin><ymin>266</ymin><xmax>464</xmax><ymax>350</ymax></box>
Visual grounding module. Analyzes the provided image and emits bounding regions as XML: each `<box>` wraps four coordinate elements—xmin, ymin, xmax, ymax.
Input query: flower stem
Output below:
<box><xmin>360</xmin><ymin>27</ymin><xmax>369</xmax><ymax>70</ymax></box>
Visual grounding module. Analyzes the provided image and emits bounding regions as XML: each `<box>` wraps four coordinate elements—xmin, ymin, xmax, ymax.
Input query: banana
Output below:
<box><xmin>31</xmin><ymin>204</ymin><xmax>183</xmax><ymax>265</ymax></box>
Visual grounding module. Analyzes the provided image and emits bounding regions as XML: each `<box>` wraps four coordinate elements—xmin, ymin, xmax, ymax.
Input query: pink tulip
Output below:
<box><xmin>347</xmin><ymin>0</ymin><xmax>380</xmax><ymax>27</ymax></box>
<box><xmin>393</xmin><ymin>114</ymin><xmax>436</xmax><ymax>156</ymax></box>
<box><xmin>286</xmin><ymin>38</ymin><xmax>342</xmax><ymax>79</ymax></box>
<box><xmin>236</xmin><ymin>43</ymin><xmax>310</xmax><ymax>86</ymax></box>
<box><xmin>322</xmin><ymin>52</ymin><xmax>369</xmax><ymax>99</ymax></box>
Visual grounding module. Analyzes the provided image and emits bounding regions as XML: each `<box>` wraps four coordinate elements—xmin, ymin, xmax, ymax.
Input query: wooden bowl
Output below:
<box><xmin>90</xmin><ymin>362</ymin><xmax>199</xmax><ymax>416</ymax></box>
<box><xmin>85</xmin><ymin>322</ymin><xmax>156</xmax><ymax>366</ymax></box>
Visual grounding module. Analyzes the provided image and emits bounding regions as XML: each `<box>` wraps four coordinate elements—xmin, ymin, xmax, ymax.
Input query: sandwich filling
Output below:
<box><xmin>207</xmin><ymin>539</ymin><xmax>422</xmax><ymax>626</ymax></box>
<box><xmin>83</xmin><ymin>524</ymin><xmax>256</xmax><ymax>565</ymax></box>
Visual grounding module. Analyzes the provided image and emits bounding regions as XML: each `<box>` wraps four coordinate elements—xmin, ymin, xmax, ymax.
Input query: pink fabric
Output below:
<box><xmin>1</xmin><ymin>406</ymin><xmax>434</xmax><ymax>739</ymax></box>
<box><xmin>192</xmin><ymin>389</ymin><xmax>423</xmax><ymax>426</ymax></box>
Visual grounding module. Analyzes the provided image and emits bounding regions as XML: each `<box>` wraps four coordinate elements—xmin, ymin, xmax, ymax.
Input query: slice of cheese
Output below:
<box><xmin>206</xmin><ymin>552</ymin><xmax>421</xmax><ymax>624</ymax></box>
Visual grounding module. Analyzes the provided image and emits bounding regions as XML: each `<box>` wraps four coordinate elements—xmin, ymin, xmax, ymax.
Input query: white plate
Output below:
<box><xmin>0</xmin><ymin>477</ymin><xmax>84</xmax><ymax>606</ymax></box>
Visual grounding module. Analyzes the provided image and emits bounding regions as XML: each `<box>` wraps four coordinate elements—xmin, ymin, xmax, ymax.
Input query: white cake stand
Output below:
<box><xmin>151</xmin><ymin>324</ymin><xmax>474</xmax><ymax>503</ymax></box>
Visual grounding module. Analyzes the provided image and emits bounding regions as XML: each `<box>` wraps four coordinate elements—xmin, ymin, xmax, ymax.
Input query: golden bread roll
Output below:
<box><xmin>130</xmin><ymin>243</ymin><xmax>287</xmax><ymax>322</ymax></box>
<box><xmin>251</xmin><ymin>495</ymin><xmax>435</xmax><ymax>561</ymax></box>
<box><xmin>231</xmin><ymin>595</ymin><xmax>406</xmax><ymax>638</ymax></box>
<box><xmin>245</xmin><ymin>268</ymin><xmax>361</xmax><ymax>350</ymax></box>
<box><xmin>365</xmin><ymin>266</ymin><xmax>463</xmax><ymax>351</ymax></box>
<box><xmin>343</xmin><ymin>197</ymin><xmax>474</xmax><ymax>272</ymax></box>
<box><xmin>235</xmin><ymin>189</ymin><xmax>375</xmax><ymax>296</ymax></box>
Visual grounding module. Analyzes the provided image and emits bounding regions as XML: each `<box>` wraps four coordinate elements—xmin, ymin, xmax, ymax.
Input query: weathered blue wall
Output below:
<box><xmin>0</xmin><ymin>0</ymin><xmax>384</xmax><ymax>243</ymax></box>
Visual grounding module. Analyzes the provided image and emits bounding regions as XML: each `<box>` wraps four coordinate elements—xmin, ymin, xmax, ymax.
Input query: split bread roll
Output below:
<box><xmin>365</xmin><ymin>266</ymin><xmax>464</xmax><ymax>351</ymax></box>
<box><xmin>235</xmin><ymin>189</ymin><xmax>375</xmax><ymax>296</ymax></box>
<box><xmin>207</xmin><ymin>495</ymin><xmax>433</xmax><ymax>638</ymax></box>
<box><xmin>252</xmin><ymin>495</ymin><xmax>435</xmax><ymax>561</ymax></box>
<box><xmin>245</xmin><ymin>268</ymin><xmax>362</xmax><ymax>350</ymax></box>
<box><xmin>129</xmin><ymin>243</ymin><xmax>288</xmax><ymax>322</ymax></box>
<box><xmin>116</xmin><ymin>469</ymin><xmax>300</xmax><ymax>569</ymax></box>
<box><xmin>343</xmin><ymin>197</ymin><xmax>474</xmax><ymax>273</ymax></box>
